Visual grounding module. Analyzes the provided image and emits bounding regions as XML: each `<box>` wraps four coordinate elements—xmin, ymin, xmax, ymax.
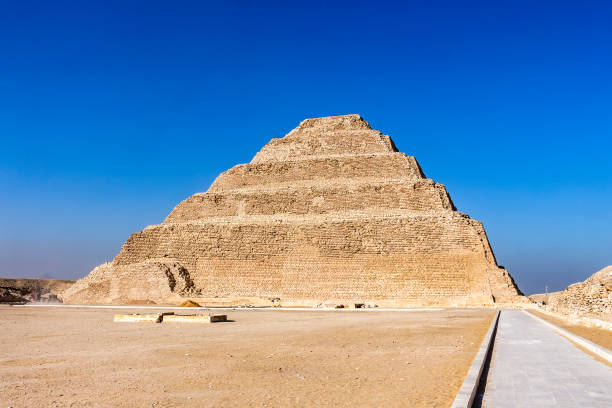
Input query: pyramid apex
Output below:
<box><xmin>294</xmin><ymin>114</ymin><xmax>372</xmax><ymax>133</ymax></box>
<box><xmin>251</xmin><ymin>114</ymin><xmax>395</xmax><ymax>163</ymax></box>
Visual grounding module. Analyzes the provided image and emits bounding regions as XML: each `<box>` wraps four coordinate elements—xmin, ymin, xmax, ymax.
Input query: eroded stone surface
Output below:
<box><xmin>62</xmin><ymin>114</ymin><xmax>523</xmax><ymax>305</ymax></box>
<box><xmin>547</xmin><ymin>265</ymin><xmax>612</xmax><ymax>322</ymax></box>
<box><xmin>0</xmin><ymin>278</ymin><xmax>74</xmax><ymax>303</ymax></box>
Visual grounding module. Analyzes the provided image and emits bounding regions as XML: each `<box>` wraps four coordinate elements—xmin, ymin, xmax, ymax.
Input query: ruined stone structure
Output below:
<box><xmin>0</xmin><ymin>278</ymin><xmax>74</xmax><ymax>303</ymax></box>
<box><xmin>62</xmin><ymin>114</ymin><xmax>522</xmax><ymax>306</ymax></box>
<box><xmin>547</xmin><ymin>265</ymin><xmax>612</xmax><ymax>322</ymax></box>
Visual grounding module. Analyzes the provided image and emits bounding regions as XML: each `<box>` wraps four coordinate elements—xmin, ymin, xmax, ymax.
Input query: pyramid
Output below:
<box><xmin>62</xmin><ymin>114</ymin><xmax>523</xmax><ymax>306</ymax></box>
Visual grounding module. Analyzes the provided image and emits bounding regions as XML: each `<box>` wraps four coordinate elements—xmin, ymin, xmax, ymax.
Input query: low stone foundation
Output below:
<box><xmin>163</xmin><ymin>314</ymin><xmax>227</xmax><ymax>323</ymax></box>
<box><xmin>113</xmin><ymin>312</ymin><xmax>227</xmax><ymax>324</ymax></box>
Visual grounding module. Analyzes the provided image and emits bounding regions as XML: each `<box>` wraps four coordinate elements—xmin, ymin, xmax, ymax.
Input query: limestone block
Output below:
<box><xmin>162</xmin><ymin>314</ymin><xmax>227</xmax><ymax>323</ymax></box>
<box><xmin>113</xmin><ymin>312</ymin><xmax>174</xmax><ymax>323</ymax></box>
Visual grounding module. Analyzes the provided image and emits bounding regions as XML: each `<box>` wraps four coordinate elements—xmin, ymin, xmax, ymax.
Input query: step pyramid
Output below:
<box><xmin>62</xmin><ymin>114</ymin><xmax>523</xmax><ymax>306</ymax></box>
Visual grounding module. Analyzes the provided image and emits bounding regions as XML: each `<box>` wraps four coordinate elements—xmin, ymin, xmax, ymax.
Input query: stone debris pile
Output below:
<box><xmin>547</xmin><ymin>265</ymin><xmax>612</xmax><ymax>322</ymax></box>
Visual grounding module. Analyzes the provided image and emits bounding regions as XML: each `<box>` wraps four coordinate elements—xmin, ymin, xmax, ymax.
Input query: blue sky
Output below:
<box><xmin>1</xmin><ymin>1</ymin><xmax>610</xmax><ymax>295</ymax></box>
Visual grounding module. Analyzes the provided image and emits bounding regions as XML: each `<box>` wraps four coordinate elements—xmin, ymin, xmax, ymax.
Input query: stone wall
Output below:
<box><xmin>63</xmin><ymin>114</ymin><xmax>523</xmax><ymax>305</ymax></box>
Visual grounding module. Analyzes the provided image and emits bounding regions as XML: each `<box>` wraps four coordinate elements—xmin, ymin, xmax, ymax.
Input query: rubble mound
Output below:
<box><xmin>63</xmin><ymin>114</ymin><xmax>523</xmax><ymax>306</ymax></box>
<box><xmin>0</xmin><ymin>278</ymin><xmax>75</xmax><ymax>303</ymax></box>
<box><xmin>547</xmin><ymin>265</ymin><xmax>612</xmax><ymax>321</ymax></box>
<box><xmin>179</xmin><ymin>300</ymin><xmax>202</xmax><ymax>307</ymax></box>
<box><xmin>125</xmin><ymin>299</ymin><xmax>157</xmax><ymax>305</ymax></box>
<box><xmin>60</xmin><ymin>260</ymin><xmax>200</xmax><ymax>304</ymax></box>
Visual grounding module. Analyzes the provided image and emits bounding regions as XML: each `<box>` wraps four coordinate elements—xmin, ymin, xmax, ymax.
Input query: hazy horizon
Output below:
<box><xmin>2</xmin><ymin>1</ymin><xmax>611</xmax><ymax>295</ymax></box>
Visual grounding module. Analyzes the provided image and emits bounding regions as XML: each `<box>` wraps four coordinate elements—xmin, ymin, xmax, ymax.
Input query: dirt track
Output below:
<box><xmin>0</xmin><ymin>306</ymin><xmax>493</xmax><ymax>407</ymax></box>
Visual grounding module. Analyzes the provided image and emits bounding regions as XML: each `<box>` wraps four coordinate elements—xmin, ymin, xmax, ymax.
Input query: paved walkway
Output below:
<box><xmin>480</xmin><ymin>310</ymin><xmax>612</xmax><ymax>407</ymax></box>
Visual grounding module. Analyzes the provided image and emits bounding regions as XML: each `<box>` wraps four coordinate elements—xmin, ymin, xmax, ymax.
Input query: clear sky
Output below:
<box><xmin>1</xmin><ymin>1</ymin><xmax>611</xmax><ymax>295</ymax></box>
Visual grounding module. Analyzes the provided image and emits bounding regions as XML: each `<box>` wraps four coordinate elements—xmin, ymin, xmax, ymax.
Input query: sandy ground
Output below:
<box><xmin>530</xmin><ymin>310</ymin><xmax>612</xmax><ymax>351</ymax></box>
<box><xmin>0</xmin><ymin>306</ymin><xmax>493</xmax><ymax>408</ymax></box>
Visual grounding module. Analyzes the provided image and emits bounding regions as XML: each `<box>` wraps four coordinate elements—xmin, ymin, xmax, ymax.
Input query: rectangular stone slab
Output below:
<box><xmin>113</xmin><ymin>313</ymin><xmax>174</xmax><ymax>323</ymax></box>
<box><xmin>162</xmin><ymin>314</ymin><xmax>227</xmax><ymax>323</ymax></box>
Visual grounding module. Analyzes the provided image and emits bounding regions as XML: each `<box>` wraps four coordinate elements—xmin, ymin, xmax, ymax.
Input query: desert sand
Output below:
<box><xmin>0</xmin><ymin>306</ymin><xmax>493</xmax><ymax>408</ymax></box>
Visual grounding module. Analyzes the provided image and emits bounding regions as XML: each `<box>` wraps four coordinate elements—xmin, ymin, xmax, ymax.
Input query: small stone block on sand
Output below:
<box><xmin>113</xmin><ymin>312</ymin><xmax>174</xmax><ymax>323</ymax></box>
<box><xmin>163</xmin><ymin>314</ymin><xmax>227</xmax><ymax>323</ymax></box>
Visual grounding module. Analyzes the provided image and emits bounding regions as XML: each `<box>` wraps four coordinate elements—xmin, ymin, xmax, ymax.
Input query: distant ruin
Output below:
<box><xmin>62</xmin><ymin>114</ymin><xmax>523</xmax><ymax>306</ymax></box>
<box><xmin>547</xmin><ymin>265</ymin><xmax>612</xmax><ymax>322</ymax></box>
<box><xmin>0</xmin><ymin>278</ymin><xmax>74</xmax><ymax>303</ymax></box>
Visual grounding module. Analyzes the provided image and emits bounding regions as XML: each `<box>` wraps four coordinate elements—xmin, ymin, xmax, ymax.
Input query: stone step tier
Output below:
<box><xmin>113</xmin><ymin>213</ymin><xmax>514</xmax><ymax>303</ymax></box>
<box><xmin>251</xmin><ymin>129</ymin><xmax>398</xmax><ymax>163</ymax></box>
<box><xmin>165</xmin><ymin>179</ymin><xmax>456</xmax><ymax>223</ymax></box>
<box><xmin>123</xmin><ymin>212</ymin><xmax>494</xmax><ymax>265</ymax></box>
<box><xmin>209</xmin><ymin>153</ymin><xmax>424</xmax><ymax>192</ymax></box>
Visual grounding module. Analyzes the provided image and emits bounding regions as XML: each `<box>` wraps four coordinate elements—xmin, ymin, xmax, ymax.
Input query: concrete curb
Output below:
<box><xmin>524</xmin><ymin>310</ymin><xmax>612</xmax><ymax>365</ymax></box>
<box><xmin>451</xmin><ymin>310</ymin><xmax>500</xmax><ymax>408</ymax></box>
